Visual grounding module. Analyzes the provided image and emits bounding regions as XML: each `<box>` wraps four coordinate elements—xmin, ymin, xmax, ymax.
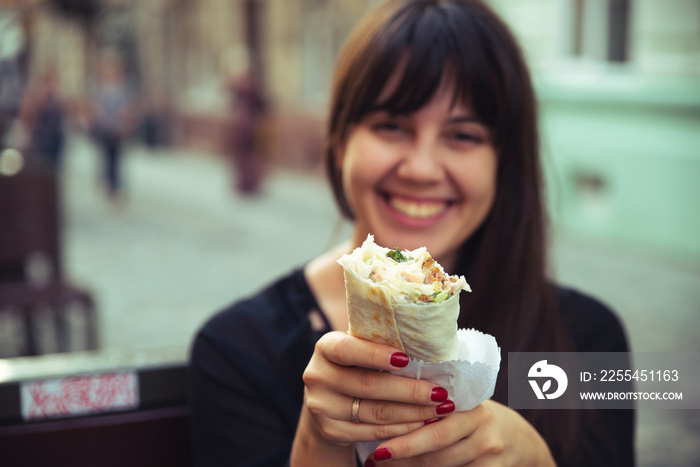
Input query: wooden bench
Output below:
<box><xmin>0</xmin><ymin>159</ymin><xmax>97</xmax><ymax>356</ymax></box>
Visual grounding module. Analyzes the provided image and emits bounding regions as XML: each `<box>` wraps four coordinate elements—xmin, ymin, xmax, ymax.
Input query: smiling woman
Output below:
<box><xmin>337</xmin><ymin>77</ymin><xmax>497</xmax><ymax>271</ymax></box>
<box><xmin>189</xmin><ymin>1</ymin><xmax>634</xmax><ymax>466</ymax></box>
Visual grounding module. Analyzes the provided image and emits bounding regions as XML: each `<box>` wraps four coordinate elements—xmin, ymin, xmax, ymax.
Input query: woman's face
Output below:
<box><xmin>339</xmin><ymin>78</ymin><xmax>498</xmax><ymax>271</ymax></box>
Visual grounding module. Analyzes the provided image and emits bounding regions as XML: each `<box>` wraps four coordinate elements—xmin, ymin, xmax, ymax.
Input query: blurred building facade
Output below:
<box><xmin>4</xmin><ymin>0</ymin><xmax>700</xmax><ymax>259</ymax></box>
<box><xmin>488</xmin><ymin>0</ymin><xmax>700</xmax><ymax>260</ymax></box>
<box><xmin>4</xmin><ymin>0</ymin><xmax>377</xmax><ymax>160</ymax></box>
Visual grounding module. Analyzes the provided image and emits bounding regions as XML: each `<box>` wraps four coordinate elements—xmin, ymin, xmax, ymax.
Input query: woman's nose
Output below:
<box><xmin>396</xmin><ymin>139</ymin><xmax>443</xmax><ymax>183</ymax></box>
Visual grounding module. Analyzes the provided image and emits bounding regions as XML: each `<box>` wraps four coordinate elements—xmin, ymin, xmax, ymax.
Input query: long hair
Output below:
<box><xmin>324</xmin><ymin>0</ymin><xmax>589</xmax><ymax>461</ymax></box>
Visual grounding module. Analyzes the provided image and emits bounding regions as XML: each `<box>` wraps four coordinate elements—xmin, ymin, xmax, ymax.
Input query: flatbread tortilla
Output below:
<box><xmin>338</xmin><ymin>235</ymin><xmax>470</xmax><ymax>362</ymax></box>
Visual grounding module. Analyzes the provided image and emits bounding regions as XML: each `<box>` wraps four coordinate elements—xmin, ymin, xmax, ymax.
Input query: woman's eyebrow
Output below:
<box><xmin>366</xmin><ymin>105</ymin><xmax>399</xmax><ymax>115</ymax></box>
<box><xmin>447</xmin><ymin>115</ymin><xmax>482</xmax><ymax>124</ymax></box>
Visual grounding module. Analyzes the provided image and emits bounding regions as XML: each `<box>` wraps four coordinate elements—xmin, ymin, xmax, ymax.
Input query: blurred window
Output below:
<box><xmin>570</xmin><ymin>0</ymin><xmax>631</xmax><ymax>62</ymax></box>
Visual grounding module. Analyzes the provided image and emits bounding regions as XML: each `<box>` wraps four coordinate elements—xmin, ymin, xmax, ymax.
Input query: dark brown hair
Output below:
<box><xmin>324</xmin><ymin>0</ymin><xmax>591</xmax><ymax>462</ymax></box>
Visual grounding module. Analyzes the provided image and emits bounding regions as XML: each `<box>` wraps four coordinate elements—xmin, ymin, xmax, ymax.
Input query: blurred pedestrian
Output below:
<box><xmin>88</xmin><ymin>50</ymin><xmax>137</xmax><ymax>203</ymax></box>
<box><xmin>222</xmin><ymin>46</ymin><xmax>267</xmax><ymax>196</ymax></box>
<box><xmin>17</xmin><ymin>67</ymin><xmax>67</xmax><ymax>171</ymax></box>
<box><xmin>0</xmin><ymin>13</ymin><xmax>28</xmax><ymax>147</ymax></box>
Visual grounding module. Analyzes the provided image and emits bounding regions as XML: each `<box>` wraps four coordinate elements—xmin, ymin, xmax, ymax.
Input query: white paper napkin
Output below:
<box><xmin>356</xmin><ymin>328</ymin><xmax>501</xmax><ymax>463</ymax></box>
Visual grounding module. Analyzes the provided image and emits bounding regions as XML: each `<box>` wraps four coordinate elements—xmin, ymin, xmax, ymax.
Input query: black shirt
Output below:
<box><xmin>189</xmin><ymin>268</ymin><xmax>634</xmax><ymax>466</ymax></box>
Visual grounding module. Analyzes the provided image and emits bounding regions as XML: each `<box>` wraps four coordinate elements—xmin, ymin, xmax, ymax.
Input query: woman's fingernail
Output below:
<box><xmin>390</xmin><ymin>352</ymin><xmax>409</xmax><ymax>368</ymax></box>
<box><xmin>430</xmin><ymin>387</ymin><xmax>448</xmax><ymax>402</ymax></box>
<box><xmin>364</xmin><ymin>459</ymin><xmax>376</xmax><ymax>467</ymax></box>
<box><xmin>436</xmin><ymin>400</ymin><xmax>455</xmax><ymax>415</ymax></box>
<box><xmin>424</xmin><ymin>417</ymin><xmax>441</xmax><ymax>425</ymax></box>
<box><xmin>374</xmin><ymin>448</ymin><xmax>392</xmax><ymax>461</ymax></box>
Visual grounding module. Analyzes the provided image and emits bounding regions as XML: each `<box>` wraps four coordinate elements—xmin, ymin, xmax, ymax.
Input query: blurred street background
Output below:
<box><xmin>1</xmin><ymin>0</ymin><xmax>699</xmax><ymax>466</ymax></box>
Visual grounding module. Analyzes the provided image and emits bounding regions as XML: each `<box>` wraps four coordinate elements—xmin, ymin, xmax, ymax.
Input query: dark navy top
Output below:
<box><xmin>189</xmin><ymin>268</ymin><xmax>634</xmax><ymax>466</ymax></box>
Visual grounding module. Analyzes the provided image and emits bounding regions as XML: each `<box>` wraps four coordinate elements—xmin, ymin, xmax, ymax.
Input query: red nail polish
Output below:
<box><xmin>430</xmin><ymin>387</ymin><xmax>448</xmax><ymax>402</ymax></box>
<box><xmin>390</xmin><ymin>352</ymin><xmax>409</xmax><ymax>368</ymax></box>
<box><xmin>436</xmin><ymin>400</ymin><xmax>455</xmax><ymax>415</ymax></box>
<box><xmin>424</xmin><ymin>417</ymin><xmax>441</xmax><ymax>425</ymax></box>
<box><xmin>374</xmin><ymin>448</ymin><xmax>392</xmax><ymax>461</ymax></box>
<box><xmin>364</xmin><ymin>459</ymin><xmax>376</xmax><ymax>467</ymax></box>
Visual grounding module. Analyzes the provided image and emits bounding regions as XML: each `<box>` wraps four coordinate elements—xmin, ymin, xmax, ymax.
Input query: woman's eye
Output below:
<box><xmin>373</xmin><ymin>121</ymin><xmax>402</xmax><ymax>133</ymax></box>
<box><xmin>449</xmin><ymin>131</ymin><xmax>481</xmax><ymax>144</ymax></box>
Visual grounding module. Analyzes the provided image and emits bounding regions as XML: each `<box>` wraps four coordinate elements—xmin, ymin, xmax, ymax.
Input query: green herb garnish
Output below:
<box><xmin>386</xmin><ymin>247</ymin><xmax>410</xmax><ymax>263</ymax></box>
<box><xmin>432</xmin><ymin>291</ymin><xmax>452</xmax><ymax>303</ymax></box>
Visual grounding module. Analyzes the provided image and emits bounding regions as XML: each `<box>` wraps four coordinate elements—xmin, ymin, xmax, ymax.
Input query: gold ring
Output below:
<box><xmin>351</xmin><ymin>397</ymin><xmax>361</xmax><ymax>424</ymax></box>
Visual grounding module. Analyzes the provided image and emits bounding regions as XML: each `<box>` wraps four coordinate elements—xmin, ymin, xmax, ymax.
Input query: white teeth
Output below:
<box><xmin>389</xmin><ymin>197</ymin><xmax>447</xmax><ymax>218</ymax></box>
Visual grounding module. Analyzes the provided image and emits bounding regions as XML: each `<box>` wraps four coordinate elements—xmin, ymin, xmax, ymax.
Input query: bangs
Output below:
<box><xmin>350</xmin><ymin>2</ymin><xmax>499</xmax><ymax>127</ymax></box>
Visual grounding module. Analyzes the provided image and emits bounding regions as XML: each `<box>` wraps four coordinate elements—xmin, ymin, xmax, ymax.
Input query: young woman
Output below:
<box><xmin>189</xmin><ymin>1</ymin><xmax>635</xmax><ymax>465</ymax></box>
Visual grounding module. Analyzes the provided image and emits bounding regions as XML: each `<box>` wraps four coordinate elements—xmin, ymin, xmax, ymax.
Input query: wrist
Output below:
<box><xmin>290</xmin><ymin>404</ymin><xmax>355</xmax><ymax>467</ymax></box>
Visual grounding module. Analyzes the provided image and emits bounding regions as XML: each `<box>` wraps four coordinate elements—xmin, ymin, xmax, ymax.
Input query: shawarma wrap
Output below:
<box><xmin>337</xmin><ymin>235</ymin><xmax>470</xmax><ymax>362</ymax></box>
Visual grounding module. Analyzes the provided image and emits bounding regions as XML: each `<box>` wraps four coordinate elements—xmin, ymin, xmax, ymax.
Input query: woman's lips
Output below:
<box><xmin>382</xmin><ymin>194</ymin><xmax>452</xmax><ymax>227</ymax></box>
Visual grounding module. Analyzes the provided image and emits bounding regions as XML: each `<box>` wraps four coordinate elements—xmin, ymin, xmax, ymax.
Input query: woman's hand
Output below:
<box><xmin>290</xmin><ymin>331</ymin><xmax>456</xmax><ymax>466</ymax></box>
<box><xmin>366</xmin><ymin>399</ymin><xmax>556</xmax><ymax>467</ymax></box>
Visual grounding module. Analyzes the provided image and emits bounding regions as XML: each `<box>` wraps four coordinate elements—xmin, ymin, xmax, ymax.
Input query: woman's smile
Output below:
<box><xmin>380</xmin><ymin>192</ymin><xmax>453</xmax><ymax>227</ymax></box>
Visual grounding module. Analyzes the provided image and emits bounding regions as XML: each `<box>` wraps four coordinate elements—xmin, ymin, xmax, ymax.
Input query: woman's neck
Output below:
<box><xmin>304</xmin><ymin>241</ymin><xmax>354</xmax><ymax>332</ymax></box>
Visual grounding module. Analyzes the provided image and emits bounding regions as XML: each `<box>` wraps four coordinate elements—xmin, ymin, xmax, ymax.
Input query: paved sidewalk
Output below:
<box><xmin>61</xmin><ymin>136</ymin><xmax>348</xmax><ymax>351</ymax></box>
<box><xmin>60</xmin><ymin>136</ymin><xmax>699</xmax><ymax>466</ymax></box>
